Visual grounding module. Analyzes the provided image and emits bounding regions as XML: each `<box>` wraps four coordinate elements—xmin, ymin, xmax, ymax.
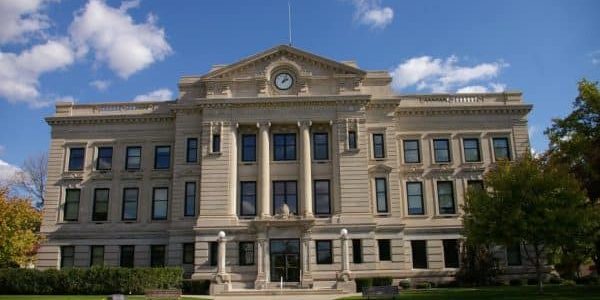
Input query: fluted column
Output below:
<box><xmin>257</xmin><ymin>122</ymin><xmax>271</xmax><ymax>218</ymax></box>
<box><xmin>299</xmin><ymin>121</ymin><xmax>313</xmax><ymax>218</ymax></box>
<box><xmin>229</xmin><ymin>124</ymin><xmax>238</xmax><ymax>217</ymax></box>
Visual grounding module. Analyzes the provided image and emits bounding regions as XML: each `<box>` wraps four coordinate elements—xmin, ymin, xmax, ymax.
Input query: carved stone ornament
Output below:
<box><xmin>275</xmin><ymin>203</ymin><xmax>294</xmax><ymax>219</ymax></box>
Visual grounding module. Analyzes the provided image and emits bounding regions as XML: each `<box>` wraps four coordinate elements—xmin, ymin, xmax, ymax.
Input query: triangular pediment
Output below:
<box><xmin>201</xmin><ymin>44</ymin><xmax>366</xmax><ymax>80</ymax></box>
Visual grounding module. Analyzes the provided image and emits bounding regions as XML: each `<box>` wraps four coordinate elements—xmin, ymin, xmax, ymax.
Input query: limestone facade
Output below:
<box><xmin>37</xmin><ymin>45</ymin><xmax>533</xmax><ymax>293</ymax></box>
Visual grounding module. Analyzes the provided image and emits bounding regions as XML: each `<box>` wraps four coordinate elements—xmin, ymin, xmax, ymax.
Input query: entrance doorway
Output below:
<box><xmin>270</xmin><ymin>239</ymin><xmax>300</xmax><ymax>282</ymax></box>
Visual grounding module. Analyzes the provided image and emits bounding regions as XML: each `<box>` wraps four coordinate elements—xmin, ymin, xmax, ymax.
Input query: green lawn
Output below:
<box><xmin>0</xmin><ymin>296</ymin><xmax>207</xmax><ymax>300</ymax></box>
<box><xmin>337</xmin><ymin>285</ymin><xmax>600</xmax><ymax>300</ymax></box>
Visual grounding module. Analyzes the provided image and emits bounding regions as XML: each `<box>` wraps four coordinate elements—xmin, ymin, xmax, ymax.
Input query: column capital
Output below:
<box><xmin>297</xmin><ymin>120</ymin><xmax>312</xmax><ymax>128</ymax></box>
<box><xmin>256</xmin><ymin>121</ymin><xmax>271</xmax><ymax>128</ymax></box>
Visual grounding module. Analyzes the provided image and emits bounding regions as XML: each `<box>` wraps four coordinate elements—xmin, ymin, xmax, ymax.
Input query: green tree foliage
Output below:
<box><xmin>546</xmin><ymin>79</ymin><xmax>600</xmax><ymax>273</ymax></box>
<box><xmin>0</xmin><ymin>187</ymin><xmax>42</xmax><ymax>267</ymax></box>
<box><xmin>462</xmin><ymin>154</ymin><xmax>594</xmax><ymax>292</ymax></box>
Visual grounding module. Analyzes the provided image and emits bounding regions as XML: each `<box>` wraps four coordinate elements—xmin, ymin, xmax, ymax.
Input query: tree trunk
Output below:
<box><xmin>535</xmin><ymin>245</ymin><xmax>543</xmax><ymax>294</ymax></box>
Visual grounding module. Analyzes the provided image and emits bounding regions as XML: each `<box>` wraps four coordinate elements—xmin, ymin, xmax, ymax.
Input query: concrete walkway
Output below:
<box><xmin>186</xmin><ymin>293</ymin><xmax>361</xmax><ymax>300</ymax></box>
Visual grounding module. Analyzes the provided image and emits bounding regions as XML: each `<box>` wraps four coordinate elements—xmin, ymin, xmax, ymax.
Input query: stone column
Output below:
<box><xmin>217</xmin><ymin>231</ymin><xmax>227</xmax><ymax>275</ymax></box>
<box><xmin>336</xmin><ymin>228</ymin><xmax>355</xmax><ymax>293</ymax></box>
<box><xmin>229</xmin><ymin>124</ymin><xmax>238</xmax><ymax>217</ymax></box>
<box><xmin>257</xmin><ymin>122</ymin><xmax>271</xmax><ymax>218</ymax></box>
<box><xmin>254</xmin><ymin>234</ymin><xmax>268</xmax><ymax>290</ymax></box>
<box><xmin>301</xmin><ymin>230</ymin><xmax>313</xmax><ymax>288</ymax></box>
<box><xmin>211</xmin><ymin>231</ymin><xmax>231</xmax><ymax>294</ymax></box>
<box><xmin>298</xmin><ymin>121</ymin><xmax>314</xmax><ymax>218</ymax></box>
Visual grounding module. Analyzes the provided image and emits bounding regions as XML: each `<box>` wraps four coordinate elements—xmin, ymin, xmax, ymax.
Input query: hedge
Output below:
<box><xmin>0</xmin><ymin>267</ymin><xmax>183</xmax><ymax>295</ymax></box>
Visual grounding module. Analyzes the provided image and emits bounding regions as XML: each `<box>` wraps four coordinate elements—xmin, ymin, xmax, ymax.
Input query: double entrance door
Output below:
<box><xmin>270</xmin><ymin>239</ymin><xmax>300</xmax><ymax>282</ymax></box>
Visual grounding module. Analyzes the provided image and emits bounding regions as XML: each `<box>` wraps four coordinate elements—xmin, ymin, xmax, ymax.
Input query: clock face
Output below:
<box><xmin>274</xmin><ymin>72</ymin><xmax>294</xmax><ymax>90</ymax></box>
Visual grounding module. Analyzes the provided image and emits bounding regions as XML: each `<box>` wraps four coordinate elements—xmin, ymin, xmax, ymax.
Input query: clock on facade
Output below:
<box><xmin>274</xmin><ymin>72</ymin><xmax>294</xmax><ymax>90</ymax></box>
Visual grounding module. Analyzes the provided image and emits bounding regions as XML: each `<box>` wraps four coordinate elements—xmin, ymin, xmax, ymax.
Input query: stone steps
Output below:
<box><xmin>218</xmin><ymin>288</ymin><xmax>345</xmax><ymax>296</ymax></box>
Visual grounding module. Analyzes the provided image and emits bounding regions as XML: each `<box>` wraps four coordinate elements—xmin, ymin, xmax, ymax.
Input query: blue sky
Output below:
<box><xmin>0</xmin><ymin>0</ymin><xmax>599</xmax><ymax>178</ymax></box>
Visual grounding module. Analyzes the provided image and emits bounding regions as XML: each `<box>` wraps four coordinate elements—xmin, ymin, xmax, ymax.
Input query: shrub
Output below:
<box><xmin>562</xmin><ymin>279</ymin><xmax>576</xmax><ymax>286</ymax></box>
<box><xmin>355</xmin><ymin>278</ymin><xmax>373</xmax><ymax>293</ymax></box>
<box><xmin>509</xmin><ymin>278</ymin><xmax>523</xmax><ymax>286</ymax></box>
<box><xmin>182</xmin><ymin>280</ymin><xmax>210</xmax><ymax>295</ymax></box>
<box><xmin>398</xmin><ymin>279</ymin><xmax>411</xmax><ymax>289</ymax></box>
<box><xmin>549</xmin><ymin>276</ymin><xmax>562</xmax><ymax>284</ymax></box>
<box><xmin>415</xmin><ymin>282</ymin><xmax>431</xmax><ymax>289</ymax></box>
<box><xmin>372</xmin><ymin>277</ymin><xmax>393</xmax><ymax>286</ymax></box>
<box><xmin>438</xmin><ymin>280</ymin><xmax>460</xmax><ymax>288</ymax></box>
<box><xmin>0</xmin><ymin>267</ymin><xmax>183</xmax><ymax>295</ymax></box>
<box><xmin>456</xmin><ymin>242</ymin><xmax>501</xmax><ymax>286</ymax></box>
<box><xmin>527</xmin><ymin>278</ymin><xmax>538</xmax><ymax>286</ymax></box>
<box><xmin>575</xmin><ymin>275</ymin><xmax>599</xmax><ymax>285</ymax></box>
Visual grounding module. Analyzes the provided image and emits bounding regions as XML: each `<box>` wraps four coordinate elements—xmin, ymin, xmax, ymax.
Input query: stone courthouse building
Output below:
<box><xmin>37</xmin><ymin>45</ymin><xmax>532</xmax><ymax>295</ymax></box>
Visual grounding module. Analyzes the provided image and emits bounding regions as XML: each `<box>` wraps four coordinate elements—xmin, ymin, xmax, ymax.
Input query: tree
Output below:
<box><xmin>546</xmin><ymin>79</ymin><xmax>600</xmax><ymax>273</ymax></box>
<box><xmin>15</xmin><ymin>152</ymin><xmax>47</xmax><ymax>209</ymax></box>
<box><xmin>0</xmin><ymin>186</ymin><xmax>42</xmax><ymax>267</ymax></box>
<box><xmin>462</xmin><ymin>154</ymin><xmax>595</xmax><ymax>293</ymax></box>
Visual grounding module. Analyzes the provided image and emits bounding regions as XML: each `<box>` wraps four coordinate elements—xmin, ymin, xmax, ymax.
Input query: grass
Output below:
<box><xmin>336</xmin><ymin>285</ymin><xmax>600</xmax><ymax>299</ymax></box>
<box><xmin>0</xmin><ymin>296</ymin><xmax>208</xmax><ymax>300</ymax></box>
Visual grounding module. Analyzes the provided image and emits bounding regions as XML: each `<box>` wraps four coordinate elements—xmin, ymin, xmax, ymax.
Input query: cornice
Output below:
<box><xmin>45</xmin><ymin>113</ymin><xmax>174</xmax><ymax>126</ymax></box>
<box><xmin>189</xmin><ymin>95</ymin><xmax>372</xmax><ymax>109</ymax></box>
<box><xmin>395</xmin><ymin>104</ymin><xmax>532</xmax><ymax>116</ymax></box>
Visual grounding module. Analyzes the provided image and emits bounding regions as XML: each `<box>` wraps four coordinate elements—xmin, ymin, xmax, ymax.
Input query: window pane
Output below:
<box><xmin>348</xmin><ymin>131</ymin><xmax>357</xmax><ymax>150</ymax></box>
<box><xmin>443</xmin><ymin>240</ymin><xmax>459</xmax><ymax>268</ymax></box>
<box><xmin>120</xmin><ymin>245</ymin><xmax>135</xmax><ymax>268</ymax></box>
<box><xmin>187</xmin><ymin>138</ymin><xmax>198</xmax><ymax>163</ymax></box>
<box><xmin>274</xmin><ymin>133</ymin><xmax>296</xmax><ymax>161</ymax></box>
<box><xmin>507</xmin><ymin>244</ymin><xmax>522</xmax><ymax>266</ymax></box>
<box><xmin>316</xmin><ymin>240</ymin><xmax>333</xmax><ymax>264</ymax></box>
<box><xmin>272</xmin><ymin>181</ymin><xmax>297</xmax><ymax>214</ymax></box>
<box><xmin>314</xmin><ymin>180</ymin><xmax>330</xmax><ymax>215</ymax></box>
<box><xmin>378</xmin><ymin>239</ymin><xmax>391</xmax><ymax>261</ymax></box>
<box><xmin>434</xmin><ymin>139</ymin><xmax>450</xmax><ymax>162</ymax></box>
<box><xmin>152</xmin><ymin>188</ymin><xmax>168</xmax><ymax>220</ymax></box>
<box><xmin>68</xmin><ymin>148</ymin><xmax>85</xmax><ymax>171</ymax></box>
<box><xmin>183</xmin><ymin>243</ymin><xmax>194</xmax><ymax>264</ymax></box>
<box><xmin>411</xmin><ymin>240</ymin><xmax>428</xmax><ymax>269</ymax></box>
<box><xmin>437</xmin><ymin>182</ymin><xmax>455</xmax><ymax>214</ymax></box>
<box><xmin>403</xmin><ymin>140</ymin><xmax>420</xmax><ymax>163</ymax></box>
<box><xmin>239</xmin><ymin>242</ymin><xmax>254</xmax><ymax>266</ymax></box>
<box><xmin>90</xmin><ymin>246</ymin><xmax>104</xmax><ymax>266</ymax></box>
<box><xmin>185</xmin><ymin>182</ymin><xmax>196</xmax><ymax>217</ymax></box>
<box><xmin>352</xmin><ymin>239</ymin><xmax>362</xmax><ymax>263</ymax></box>
<box><xmin>375</xmin><ymin>178</ymin><xmax>388</xmax><ymax>213</ymax></box>
<box><xmin>493</xmin><ymin>138</ymin><xmax>511</xmax><ymax>160</ymax></box>
<box><xmin>240</xmin><ymin>182</ymin><xmax>256</xmax><ymax>216</ymax></box>
<box><xmin>126</xmin><ymin>147</ymin><xmax>141</xmax><ymax>170</ymax></box>
<box><xmin>150</xmin><ymin>245</ymin><xmax>165</xmax><ymax>267</ymax></box>
<box><xmin>92</xmin><ymin>189</ymin><xmax>109</xmax><ymax>221</ymax></box>
<box><xmin>373</xmin><ymin>134</ymin><xmax>385</xmax><ymax>158</ymax></box>
<box><xmin>96</xmin><ymin>147</ymin><xmax>113</xmax><ymax>170</ymax></box>
<box><xmin>212</xmin><ymin>135</ymin><xmax>221</xmax><ymax>153</ymax></box>
<box><xmin>61</xmin><ymin>246</ymin><xmax>75</xmax><ymax>269</ymax></box>
<box><xmin>242</xmin><ymin>134</ymin><xmax>256</xmax><ymax>162</ymax></box>
<box><xmin>154</xmin><ymin>146</ymin><xmax>170</xmax><ymax>169</ymax></box>
<box><xmin>463</xmin><ymin>139</ymin><xmax>480</xmax><ymax>162</ymax></box>
<box><xmin>313</xmin><ymin>133</ymin><xmax>329</xmax><ymax>160</ymax></box>
<box><xmin>64</xmin><ymin>189</ymin><xmax>80</xmax><ymax>221</ymax></box>
<box><xmin>407</xmin><ymin>182</ymin><xmax>424</xmax><ymax>215</ymax></box>
<box><xmin>122</xmin><ymin>188</ymin><xmax>138</xmax><ymax>221</ymax></box>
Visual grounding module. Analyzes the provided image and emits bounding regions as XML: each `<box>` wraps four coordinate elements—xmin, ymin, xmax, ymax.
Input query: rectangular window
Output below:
<box><xmin>184</xmin><ymin>182</ymin><xmax>196</xmax><ymax>217</ymax></box>
<box><xmin>433</xmin><ymin>139</ymin><xmax>451</xmax><ymax>163</ymax></box>
<box><xmin>316</xmin><ymin>240</ymin><xmax>333</xmax><ymax>264</ymax></box>
<box><xmin>90</xmin><ymin>245</ymin><xmax>104</xmax><ymax>266</ymax></box>
<box><xmin>239</xmin><ymin>242</ymin><xmax>255</xmax><ymax>266</ymax></box>
<box><xmin>212</xmin><ymin>134</ymin><xmax>221</xmax><ymax>153</ymax></box>
<box><xmin>186</xmin><ymin>138</ymin><xmax>198</xmax><ymax>163</ymax></box>
<box><xmin>152</xmin><ymin>188</ymin><xmax>168</xmax><ymax>220</ymax></box>
<box><xmin>274</xmin><ymin>133</ymin><xmax>296</xmax><ymax>161</ymax></box>
<box><xmin>150</xmin><ymin>245</ymin><xmax>165</xmax><ymax>267</ymax></box>
<box><xmin>352</xmin><ymin>239</ymin><xmax>363</xmax><ymax>264</ymax></box>
<box><xmin>507</xmin><ymin>244</ymin><xmax>522</xmax><ymax>266</ymax></box>
<box><xmin>372</xmin><ymin>133</ymin><xmax>385</xmax><ymax>158</ymax></box>
<box><xmin>463</xmin><ymin>138</ymin><xmax>481</xmax><ymax>162</ymax></box>
<box><xmin>122</xmin><ymin>188</ymin><xmax>138</xmax><ymax>221</ymax></box>
<box><xmin>92</xmin><ymin>188</ymin><xmax>109</xmax><ymax>221</ymax></box>
<box><xmin>348</xmin><ymin>131</ymin><xmax>357</xmax><ymax>150</ymax></box>
<box><xmin>375</xmin><ymin>178</ymin><xmax>388</xmax><ymax>213</ymax></box>
<box><xmin>209</xmin><ymin>242</ymin><xmax>218</xmax><ymax>267</ymax></box>
<box><xmin>407</xmin><ymin>182</ymin><xmax>424</xmax><ymax>215</ymax></box>
<box><xmin>68</xmin><ymin>147</ymin><xmax>85</xmax><ymax>171</ymax></box>
<box><xmin>240</xmin><ymin>181</ymin><xmax>256</xmax><ymax>216</ymax></box>
<box><xmin>411</xmin><ymin>240</ymin><xmax>428</xmax><ymax>269</ymax></box>
<box><xmin>96</xmin><ymin>147</ymin><xmax>113</xmax><ymax>170</ymax></box>
<box><xmin>378</xmin><ymin>239</ymin><xmax>391</xmax><ymax>261</ymax></box>
<box><xmin>314</xmin><ymin>180</ymin><xmax>331</xmax><ymax>215</ymax></box>
<box><xmin>403</xmin><ymin>140</ymin><xmax>420</xmax><ymax>163</ymax></box>
<box><xmin>467</xmin><ymin>180</ymin><xmax>484</xmax><ymax>192</ymax></box>
<box><xmin>154</xmin><ymin>146</ymin><xmax>171</xmax><ymax>169</ymax></box>
<box><xmin>241</xmin><ymin>134</ymin><xmax>256</xmax><ymax>162</ymax></box>
<box><xmin>120</xmin><ymin>245</ymin><xmax>135</xmax><ymax>268</ymax></box>
<box><xmin>64</xmin><ymin>189</ymin><xmax>80</xmax><ymax>221</ymax></box>
<box><xmin>437</xmin><ymin>181</ymin><xmax>456</xmax><ymax>214</ymax></box>
<box><xmin>493</xmin><ymin>137</ymin><xmax>511</xmax><ymax>161</ymax></box>
<box><xmin>313</xmin><ymin>132</ymin><xmax>329</xmax><ymax>160</ymax></box>
<box><xmin>125</xmin><ymin>146</ymin><xmax>141</xmax><ymax>170</ymax></box>
<box><xmin>183</xmin><ymin>243</ymin><xmax>194</xmax><ymax>264</ymax></box>
<box><xmin>443</xmin><ymin>239</ymin><xmax>460</xmax><ymax>268</ymax></box>
<box><xmin>273</xmin><ymin>181</ymin><xmax>297</xmax><ymax>215</ymax></box>
<box><xmin>60</xmin><ymin>246</ymin><xmax>75</xmax><ymax>269</ymax></box>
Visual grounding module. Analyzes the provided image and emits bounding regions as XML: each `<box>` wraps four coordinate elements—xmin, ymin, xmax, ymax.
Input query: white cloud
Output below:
<box><xmin>590</xmin><ymin>50</ymin><xmax>600</xmax><ymax>65</ymax></box>
<box><xmin>89</xmin><ymin>79</ymin><xmax>110</xmax><ymax>91</ymax></box>
<box><xmin>133</xmin><ymin>88</ymin><xmax>173</xmax><ymax>102</ymax></box>
<box><xmin>352</xmin><ymin>0</ymin><xmax>394</xmax><ymax>29</ymax></box>
<box><xmin>0</xmin><ymin>39</ymin><xmax>75</xmax><ymax>107</ymax></box>
<box><xmin>69</xmin><ymin>0</ymin><xmax>172</xmax><ymax>78</ymax></box>
<box><xmin>0</xmin><ymin>0</ymin><xmax>50</xmax><ymax>45</ymax></box>
<box><xmin>0</xmin><ymin>159</ymin><xmax>20</xmax><ymax>186</ymax></box>
<box><xmin>390</xmin><ymin>55</ymin><xmax>508</xmax><ymax>93</ymax></box>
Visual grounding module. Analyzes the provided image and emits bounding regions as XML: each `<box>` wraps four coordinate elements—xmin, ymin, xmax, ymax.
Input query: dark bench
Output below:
<box><xmin>144</xmin><ymin>289</ymin><xmax>182</xmax><ymax>300</ymax></box>
<box><xmin>362</xmin><ymin>285</ymin><xmax>400</xmax><ymax>299</ymax></box>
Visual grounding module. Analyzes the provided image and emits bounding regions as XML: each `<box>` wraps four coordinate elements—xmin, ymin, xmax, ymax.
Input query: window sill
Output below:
<box><xmin>240</xmin><ymin>161</ymin><xmax>257</xmax><ymax>166</ymax></box>
<box><xmin>375</xmin><ymin>213</ymin><xmax>391</xmax><ymax>217</ymax></box>
<box><xmin>345</xmin><ymin>148</ymin><xmax>359</xmax><ymax>153</ymax></box>
<box><xmin>313</xmin><ymin>160</ymin><xmax>331</xmax><ymax>164</ymax></box>
<box><xmin>272</xmin><ymin>160</ymin><xmax>298</xmax><ymax>164</ymax></box>
<box><xmin>58</xmin><ymin>221</ymin><xmax>79</xmax><ymax>224</ymax></box>
<box><xmin>404</xmin><ymin>214</ymin><xmax>428</xmax><ymax>219</ymax></box>
<box><xmin>208</xmin><ymin>152</ymin><xmax>222</xmax><ymax>157</ymax></box>
<box><xmin>91</xmin><ymin>220</ymin><xmax>110</xmax><ymax>224</ymax></box>
<box><xmin>435</xmin><ymin>214</ymin><xmax>459</xmax><ymax>218</ymax></box>
<box><xmin>121</xmin><ymin>220</ymin><xmax>138</xmax><ymax>224</ymax></box>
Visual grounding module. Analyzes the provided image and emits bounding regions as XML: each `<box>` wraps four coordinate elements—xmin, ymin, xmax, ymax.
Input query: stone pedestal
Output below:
<box><xmin>211</xmin><ymin>231</ymin><xmax>231</xmax><ymax>294</ymax></box>
<box><xmin>336</xmin><ymin>228</ymin><xmax>354</xmax><ymax>292</ymax></box>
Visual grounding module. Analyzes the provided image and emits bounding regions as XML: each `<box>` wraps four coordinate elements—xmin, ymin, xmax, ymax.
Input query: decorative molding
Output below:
<box><xmin>46</xmin><ymin>114</ymin><xmax>174</xmax><ymax>126</ymax></box>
